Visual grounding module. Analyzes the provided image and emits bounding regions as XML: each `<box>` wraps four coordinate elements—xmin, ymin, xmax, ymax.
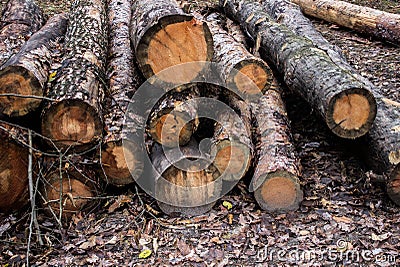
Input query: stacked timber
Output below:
<box><xmin>0</xmin><ymin>13</ymin><xmax>68</xmax><ymax>117</ymax></box>
<box><xmin>41</xmin><ymin>0</ymin><xmax>108</xmax><ymax>153</ymax></box>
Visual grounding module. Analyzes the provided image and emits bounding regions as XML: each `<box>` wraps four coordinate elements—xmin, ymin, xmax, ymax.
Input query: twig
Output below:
<box><xmin>0</xmin><ymin>93</ymin><xmax>56</xmax><ymax>102</ymax></box>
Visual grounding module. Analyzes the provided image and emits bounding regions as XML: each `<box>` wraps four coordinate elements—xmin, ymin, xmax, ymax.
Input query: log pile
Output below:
<box><xmin>0</xmin><ymin>0</ymin><xmax>399</xmax><ymax>218</ymax></box>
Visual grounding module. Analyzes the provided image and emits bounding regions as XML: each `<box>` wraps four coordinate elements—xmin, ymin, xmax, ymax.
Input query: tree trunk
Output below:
<box><xmin>260</xmin><ymin>0</ymin><xmax>400</xmax><ymax>206</ymax></box>
<box><xmin>0</xmin><ymin>122</ymin><xmax>31</xmax><ymax>212</ymax></box>
<box><xmin>41</xmin><ymin>158</ymin><xmax>100</xmax><ymax>222</ymax></box>
<box><xmin>151</xmin><ymin>139</ymin><xmax>221</xmax><ymax>215</ymax></box>
<box><xmin>211</xmin><ymin>93</ymin><xmax>253</xmax><ymax>182</ymax></box>
<box><xmin>251</xmin><ymin>81</ymin><xmax>303</xmax><ymax>212</ymax></box>
<box><xmin>0</xmin><ymin>13</ymin><xmax>68</xmax><ymax>117</ymax></box>
<box><xmin>41</xmin><ymin>0</ymin><xmax>107</xmax><ymax>153</ymax></box>
<box><xmin>205</xmin><ymin>13</ymin><xmax>273</xmax><ymax>96</ymax></box>
<box><xmin>130</xmin><ymin>0</ymin><xmax>214</xmax><ymax>84</ymax></box>
<box><xmin>291</xmin><ymin>0</ymin><xmax>400</xmax><ymax>45</ymax></box>
<box><xmin>148</xmin><ymin>86</ymin><xmax>199</xmax><ymax>147</ymax></box>
<box><xmin>101</xmin><ymin>0</ymin><xmax>144</xmax><ymax>186</ymax></box>
<box><xmin>220</xmin><ymin>0</ymin><xmax>377</xmax><ymax>139</ymax></box>
<box><xmin>366</xmin><ymin>97</ymin><xmax>400</xmax><ymax>206</ymax></box>
<box><xmin>0</xmin><ymin>0</ymin><xmax>46</xmax><ymax>66</ymax></box>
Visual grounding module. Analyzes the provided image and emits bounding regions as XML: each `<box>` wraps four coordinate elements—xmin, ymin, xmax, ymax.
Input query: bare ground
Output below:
<box><xmin>0</xmin><ymin>0</ymin><xmax>399</xmax><ymax>266</ymax></box>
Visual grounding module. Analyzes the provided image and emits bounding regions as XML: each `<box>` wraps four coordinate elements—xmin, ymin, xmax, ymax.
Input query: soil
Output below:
<box><xmin>0</xmin><ymin>0</ymin><xmax>399</xmax><ymax>266</ymax></box>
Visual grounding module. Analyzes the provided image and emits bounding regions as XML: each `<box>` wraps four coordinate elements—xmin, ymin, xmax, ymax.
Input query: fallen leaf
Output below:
<box><xmin>138</xmin><ymin>249</ymin><xmax>152</xmax><ymax>259</ymax></box>
<box><xmin>222</xmin><ymin>201</ymin><xmax>233</xmax><ymax>210</ymax></box>
<box><xmin>371</xmin><ymin>232</ymin><xmax>391</xmax><ymax>241</ymax></box>
<box><xmin>332</xmin><ymin>216</ymin><xmax>353</xmax><ymax>224</ymax></box>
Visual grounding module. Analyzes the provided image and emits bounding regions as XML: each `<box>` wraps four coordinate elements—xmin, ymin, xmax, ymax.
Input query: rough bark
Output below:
<box><xmin>130</xmin><ymin>0</ymin><xmax>214</xmax><ymax>84</ymax></box>
<box><xmin>41</xmin><ymin>159</ymin><xmax>100</xmax><ymax>221</ymax></box>
<box><xmin>205</xmin><ymin>12</ymin><xmax>273</xmax><ymax>96</ymax></box>
<box><xmin>291</xmin><ymin>0</ymin><xmax>400</xmax><ymax>45</ymax></box>
<box><xmin>0</xmin><ymin>13</ymin><xmax>68</xmax><ymax>117</ymax></box>
<box><xmin>101</xmin><ymin>0</ymin><xmax>144</xmax><ymax>186</ymax></box>
<box><xmin>148</xmin><ymin>86</ymin><xmax>199</xmax><ymax>147</ymax></box>
<box><xmin>251</xmin><ymin>81</ymin><xmax>303</xmax><ymax>212</ymax></box>
<box><xmin>220</xmin><ymin>0</ymin><xmax>377</xmax><ymax>139</ymax></box>
<box><xmin>151</xmin><ymin>139</ymin><xmax>221</xmax><ymax>216</ymax></box>
<box><xmin>0</xmin><ymin>0</ymin><xmax>46</xmax><ymax>66</ymax></box>
<box><xmin>211</xmin><ymin>93</ymin><xmax>254</xmax><ymax>182</ymax></box>
<box><xmin>0</xmin><ymin>122</ymin><xmax>31</xmax><ymax>212</ymax></box>
<box><xmin>41</xmin><ymin>0</ymin><xmax>107</xmax><ymax>153</ymax></box>
<box><xmin>365</xmin><ymin>97</ymin><xmax>400</xmax><ymax>206</ymax></box>
<box><xmin>260</xmin><ymin>0</ymin><xmax>400</xmax><ymax>206</ymax></box>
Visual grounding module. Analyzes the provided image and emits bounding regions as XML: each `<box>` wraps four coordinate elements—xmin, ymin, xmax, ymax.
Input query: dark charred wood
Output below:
<box><xmin>220</xmin><ymin>0</ymin><xmax>377</xmax><ymax>139</ymax></box>
<box><xmin>130</xmin><ymin>0</ymin><xmax>214</xmax><ymax>84</ymax></box>
<box><xmin>0</xmin><ymin>13</ymin><xmax>68</xmax><ymax>117</ymax></box>
<box><xmin>41</xmin><ymin>0</ymin><xmax>108</xmax><ymax>153</ymax></box>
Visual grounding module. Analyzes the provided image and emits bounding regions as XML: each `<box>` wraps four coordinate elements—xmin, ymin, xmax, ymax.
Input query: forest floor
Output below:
<box><xmin>0</xmin><ymin>0</ymin><xmax>400</xmax><ymax>266</ymax></box>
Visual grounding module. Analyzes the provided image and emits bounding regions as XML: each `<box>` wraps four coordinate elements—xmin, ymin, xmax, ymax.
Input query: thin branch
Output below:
<box><xmin>0</xmin><ymin>93</ymin><xmax>56</xmax><ymax>102</ymax></box>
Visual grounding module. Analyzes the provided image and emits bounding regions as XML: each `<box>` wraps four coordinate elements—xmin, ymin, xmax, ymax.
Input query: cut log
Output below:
<box><xmin>148</xmin><ymin>86</ymin><xmax>199</xmax><ymax>147</ymax></box>
<box><xmin>205</xmin><ymin>13</ymin><xmax>273</xmax><ymax>96</ymax></box>
<box><xmin>0</xmin><ymin>13</ymin><xmax>68</xmax><ymax>117</ymax></box>
<box><xmin>0</xmin><ymin>0</ymin><xmax>46</xmax><ymax>66</ymax></box>
<box><xmin>260</xmin><ymin>0</ymin><xmax>400</xmax><ymax>206</ymax></box>
<box><xmin>366</xmin><ymin>97</ymin><xmax>400</xmax><ymax>206</ymax></box>
<box><xmin>0</xmin><ymin>122</ymin><xmax>31</xmax><ymax>212</ymax></box>
<box><xmin>291</xmin><ymin>0</ymin><xmax>400</xmax><ymax>45</ymax></box>
<box><xmin>41</xmin><ymin>0</ymin><xmax>107</xmax><ymax>152</ymax></box>
<box><xmin>130</xmin><ymin>0</ymin><xmax>214</xmax><ymax>84</ymax></box>
<box><xmin>211</xmin><ymin>95</ymin><xmax>253</xmax><ymax>182</ymax></box>
<box><xmin>220</xmin><ymin>0</ymin><xmax>377</xmax><ymax>139</ymax></box>
<box><xmin>101</xmin><ymin>0</ymin><xmax>144</xmax><ymax>186</ymax></box>
<box><xmin>251</xmin><ymin>82</ymin><xmax>303</xmax><ymax>212</ymax></box>
<box><xmin>151</xmin><ymin>139</ymin><xmax>221</xmax><ymax>215</ymax></box>
<box><xmin>41</xmin><ymin>161</ymin><xmax>100</xmax><ymax>221</ymax></box>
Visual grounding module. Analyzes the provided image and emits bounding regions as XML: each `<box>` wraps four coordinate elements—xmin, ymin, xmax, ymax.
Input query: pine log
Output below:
<box><xmin>0</xmin><ymin>0</ymin><xmax>46</xmax><ymax>66</ymax></box>
<box><xmin>148</xmin><ymin>87</ymin><xmax>199</xmax><ymax>147</ymax></box>
<box><xmin>210</xmin><ymin>92</ymin><xmax>254</xmax><ymax>182</ymax></box>
<box><xmin>101</xmin><ymin>0</ymin><xmax>144</xmax><ymax>186</ymax></box>
<box><xmin>251</xmin><ymin>83</ymin><xmax>303</xmax><ymax>212</ymax></box>
<box><xmin>41</xmin><ymin>0</ymin><xmax>107</xmax><ymax>152</ymax></box>
<box><xmin>291</xmin><ymin>0</ymin><xmax>400</xmax><ymax>45</ymax></box>
<box><xmin>151</xmin><ymin>139</ymin><xmax>221</xmax><ymax>215</ymax></box>
<box><xmin>41</xmin><ymin>161</ymin><xmax>100</xmax><ymax>221</ymax></box>
<box><xmin>220</xmin><ymin>0</ymin><xmax>377</xmax><ymax>139</ymax></box>
<box><xmin>0</xmin><ymin>122</ymin><xmax>31</xmax><ymax>212</ymax></box>
<box><xmin>260</xmin><ymin>0</ymin><xmax>400</xmax><ymax>206</ymax></box>
<box><xmin>205</xmin><ymin>13</ymin><xmax>273</xmax><ymax>96</ymax></box>
<box><xmin>130</xmin><ymin>0</ymin><xmax>214</xmax><ymax>84</ymax></box>
<box><xmin>0</xmin><ymin>13</ymin><xmax>68</xmax><ymax>117</ymax></box>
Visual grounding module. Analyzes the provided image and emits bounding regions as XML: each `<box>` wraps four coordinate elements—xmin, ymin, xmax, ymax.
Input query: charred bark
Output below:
<box><xmin>291</xmin><ymin>0</ymin><xmax>400</xmax><ymax>45</ymax></box>
<box><xmin>220</xmin><ymin>0</ymin><xmax>377</xmax><ymax>139</ymax></box>
<box><xmin>41</xmin><ymin>0</ymin><xmax>108</xmax><ymax>153</ymax></box>
<box><xmin>151</xmin><ymin>139</ymin><xmax>221</xmax><ymax>216</ymax></box>
<box><xmin>0</xmin><ymin>13</ymin><xmax>68</xmax><ymax>117</ymax></box>
<box><xmin>0</xmin><ymin>0</ymin><xmax>46</xmax><ymax>66</ymax></box>
<box><xmin>101</xmin><ymin>0</ymin><xmax>144</xmax><ymax>186</ymax></box>
<box><xmin>130</xmin><ymin>0</ymin><xmax>214</xmax><ymax>84</ymax></box>
<box><xmin>205</xmin><ymin>12</ymin><xmax>273</xmax><ymax>96</ymax></box>
<box><xmin>251</xmin><ymin>81</ymin><xmax>303</xmax><ymax>212</ymax></box>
